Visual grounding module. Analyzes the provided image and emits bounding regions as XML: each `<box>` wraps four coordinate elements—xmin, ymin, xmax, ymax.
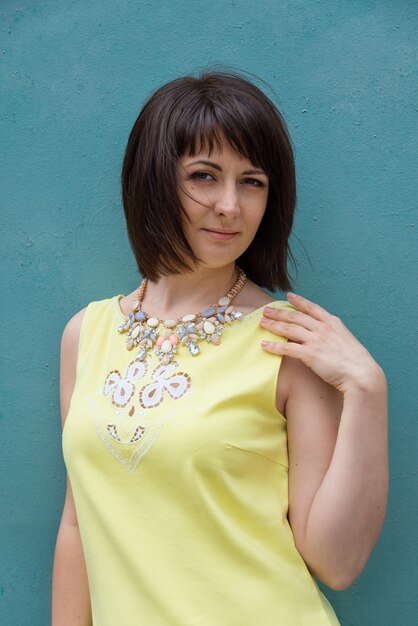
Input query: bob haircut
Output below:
<box><xmin>121</xmin><ymin>70</ymin><xmax>296</xmax><ymax>291</ymax></box>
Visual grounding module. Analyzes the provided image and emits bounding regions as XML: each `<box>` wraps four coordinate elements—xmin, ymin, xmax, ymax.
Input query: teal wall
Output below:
<box><xmin>1</xmin><ymin>1</ymin><xmax>417</xmax><ymax>624</ymax></box>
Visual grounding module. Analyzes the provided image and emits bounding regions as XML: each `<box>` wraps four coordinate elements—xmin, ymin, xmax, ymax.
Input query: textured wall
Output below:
<box><xmin>1</xmin><ymin>1</ymin><xmax>417</xmax><ymax>625</ymax></box>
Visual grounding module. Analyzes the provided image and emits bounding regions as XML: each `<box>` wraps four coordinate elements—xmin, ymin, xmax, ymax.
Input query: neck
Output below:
<box><xmin>141</xmin><ymin>264</ymin><xmax>239</xmax><ymax>320</ymax></box>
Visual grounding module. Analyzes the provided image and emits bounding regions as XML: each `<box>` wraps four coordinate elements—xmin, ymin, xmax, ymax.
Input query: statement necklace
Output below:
<box><xmin>118</xmin><ymin>268</ymin><xmax>247</xmax><ymax>365</ymax></box>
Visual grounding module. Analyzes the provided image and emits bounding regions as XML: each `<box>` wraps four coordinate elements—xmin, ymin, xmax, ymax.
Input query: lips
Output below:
<box><xmin>202</xmin><ymin>229</ymin><xmax>239</xmax><ymax>241</ymax></box>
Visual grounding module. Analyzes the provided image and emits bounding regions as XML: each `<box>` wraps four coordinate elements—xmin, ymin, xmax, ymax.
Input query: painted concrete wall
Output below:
<box><xmin>1</xmin><ymin>1</ymin><xmax>416</xmax><ymax>624</ymax></box>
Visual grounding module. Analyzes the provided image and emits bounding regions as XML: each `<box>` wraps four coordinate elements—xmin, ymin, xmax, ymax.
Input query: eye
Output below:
<box><xmin>242</xmin><ymin>178</ymin><xmax>266</xmax><ymax>187</ymax></box>
<box><xmin>190</xmin><ymin>171</ymin><xmax>214</xmax><ymax>181</ymax></box>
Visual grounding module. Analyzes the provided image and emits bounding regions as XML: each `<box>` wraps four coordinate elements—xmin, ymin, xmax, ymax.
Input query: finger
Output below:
<box><xmin>262</xmin><ymin>306</ymin><xmax>320</xmax><ymax>332</ymax></box>
<box><xmin>287</xmin><ymin>292</ymin><xmax>333</xmax><ymax>323</ymax></box>
<box><xmin>260</xmin><ymin>317</ymin><xmax>311</xmax><ymax>343</ymax></box>
<box><xmin>261</xmin><ymin>339</ymin><xmax>304</xmax><ymax>358</ymax></box>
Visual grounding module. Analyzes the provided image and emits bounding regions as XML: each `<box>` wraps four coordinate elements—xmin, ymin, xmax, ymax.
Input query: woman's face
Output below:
<box><xmin>176</xmin><ymin>136</ymin><xmax>269</xmax><ymax>269</ymax></box>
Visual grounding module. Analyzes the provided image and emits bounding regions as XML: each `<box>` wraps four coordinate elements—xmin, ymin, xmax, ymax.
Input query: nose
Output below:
<box><xmin>214</xmin><ymin>182</ymin><xmax>240</xmax><ymax>218</ymax></box>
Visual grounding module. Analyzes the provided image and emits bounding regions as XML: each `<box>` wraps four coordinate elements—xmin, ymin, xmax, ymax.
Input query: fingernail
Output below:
<box><xmin>264</xmin><ymin>306</ymin><xmax>273</xmax><ymax>313</ymax></box>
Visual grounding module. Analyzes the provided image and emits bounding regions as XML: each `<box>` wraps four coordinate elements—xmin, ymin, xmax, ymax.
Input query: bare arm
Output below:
<box><xmin>261</xmin><ymin>294</ymin><xmax>389</xmax><ymax>590</ymax></box>
<box><xmin>52</xmin><ymin>307</ymin><xmax>92</xmax><ymax>626</ymax></box>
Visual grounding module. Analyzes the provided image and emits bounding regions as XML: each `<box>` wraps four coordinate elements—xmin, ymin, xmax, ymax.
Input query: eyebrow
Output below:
<box><xmin>187</xmin><ymin>159</ymin><xmax>267</xmax><ymax>176</ymax></box>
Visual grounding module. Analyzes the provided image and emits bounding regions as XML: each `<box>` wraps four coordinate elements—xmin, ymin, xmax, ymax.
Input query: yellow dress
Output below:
<box><xmin>63</xmin><ymin>295</ymin><xmax>341</xmax><ymax>626</ymax></box>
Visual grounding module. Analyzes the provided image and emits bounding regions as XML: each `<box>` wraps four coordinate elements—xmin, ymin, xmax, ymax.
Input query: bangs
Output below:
<box><xmin>174</xmin><ymin>98</ymin><xmax>268</xmax><ymax>170</ymax></box>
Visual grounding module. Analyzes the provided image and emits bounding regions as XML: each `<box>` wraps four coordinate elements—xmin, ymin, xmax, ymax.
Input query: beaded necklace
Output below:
<box><xmin>118</xmin><ymin>268</ymin><xmax>247</xmax><ymax>365</ymax></box>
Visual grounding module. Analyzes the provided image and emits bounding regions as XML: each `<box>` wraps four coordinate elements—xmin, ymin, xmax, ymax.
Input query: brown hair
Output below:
<box><xmin>121</xmin><ymin>70</ymin><xmax>296</xmax><ymax>291</ymax></box>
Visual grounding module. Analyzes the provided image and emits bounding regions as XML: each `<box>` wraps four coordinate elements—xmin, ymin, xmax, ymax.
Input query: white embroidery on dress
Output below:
<box><xmin>139</xmin><ymin>362</ymin><xmax>192</xmax><ymax>409</ymax></box>
<box><xmin>103</xmin><ymin>359</ymin><xmax>148</xmax><ymax>407</ymax></box>
<box><xmin>95</xmin><ymin>360</ymin><xmax>193</xmax><ymax>473</ymax></box>
<box><xmin>89</xmin><ymin>395</ymin><xmax>164</xmax><ymax>473</ymax></box>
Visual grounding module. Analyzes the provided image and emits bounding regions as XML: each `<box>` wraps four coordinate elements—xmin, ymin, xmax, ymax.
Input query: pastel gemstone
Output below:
<box><xmin>211</xmin><ymin>334</ymin><xmax>221</xmax><ymax>345</ymax></box>
<box><xmin>161</xmin><ymin>354</ymin><xmax>171</xmax><ymax>365</ymax></box>
<box><xmin>135</xmin><ymin>312</ymin><xmax>146</xmax><ymax>321</ymax></box>
<box><xmin>131</xmin><ymin>326</ymin><xmax>141</xmax><ymax>339</ymax></box>
<box><xmin>218</xmin><ymin>297</ymin><xmax>230</xmax><ymax>306</ymax></box>
<box><xmin>161</xmin><ymin>340</ymin><xmax>172</xmax><ymax>353</ymax></box>
<box><xmin>156</xmin><ymin>335</ymin><xmax>165</xmax><ymax>347</ymax></box>
<box><xmin>169</xmin><ymin>334</ymin><xmax>178</xmax><ymax>345</ymax></box>
<box><xmin>182</xmin><ymin>314</ymin><xmax>196</xmax><ymax>322</ymax></box>
<box><xmin>147</xmin><ymin>317</ymin><xmax>159</xmax><ymax>328</ymax></box>
<box><xmin>132</xmin><ymin>299</ymin><xmax>140</xmax><ymax>310</ymax></box>
<box><xmin>164</xmin><ymin>319</ymin><xmax>176</xmax><ymax>328</ymax></box>
<box><xmin>204</xmin><ymin>321</ymin><xmax>215</xmax><ymax>334</ymax></box>
<box><xmin>202</xmin><ymin>307</ymin><xmax>215</xmax><ymax>317</ymax></box>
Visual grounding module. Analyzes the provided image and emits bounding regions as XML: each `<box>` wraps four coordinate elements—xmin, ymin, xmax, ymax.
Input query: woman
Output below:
<box><xmin>52</xmin><ymin>71</ymin><xmax>388</xmax><ymax>626</ymax></box>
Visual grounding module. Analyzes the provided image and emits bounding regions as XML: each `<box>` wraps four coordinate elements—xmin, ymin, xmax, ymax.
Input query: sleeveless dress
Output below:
<box><xmin>63</xmin><ymin>295</ymin><xmax>341</xmax><ymax>626</ymax></box>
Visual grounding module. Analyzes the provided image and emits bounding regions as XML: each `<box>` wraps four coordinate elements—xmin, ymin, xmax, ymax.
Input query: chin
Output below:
<box><xmin>193</xmin><ymin>252</ymin><xmax>244</xmax><ymax>271</ymax></box>
<box><xmin>192</xmin><ymin>235</ymin><xmax>249</xmax><ymax>260</ymax></box>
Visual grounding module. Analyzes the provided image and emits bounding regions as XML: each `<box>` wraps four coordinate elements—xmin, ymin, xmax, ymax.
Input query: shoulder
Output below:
<box><xmin>61</xmin><ymin>306</ymin><xmax>88</xmax><ymax>353</ymax></box>
<box><xmin>60</xmin><ymin>294</ymin><xmax>118</xmax><ymax>356</ymax></box>
<box><xmin>59</xmin><ymin>306</ymin><xmax>89</xmax><ymax>428</ymax></box>
<box><xmin>60</xmin><ymin>293</ymin><xmax>121</xmax><ymax>364</ymax></box>
<box><xmin>234</xmin><ymin>280</ymin><xmax>277</xmax><ymax>314</ymax></box>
